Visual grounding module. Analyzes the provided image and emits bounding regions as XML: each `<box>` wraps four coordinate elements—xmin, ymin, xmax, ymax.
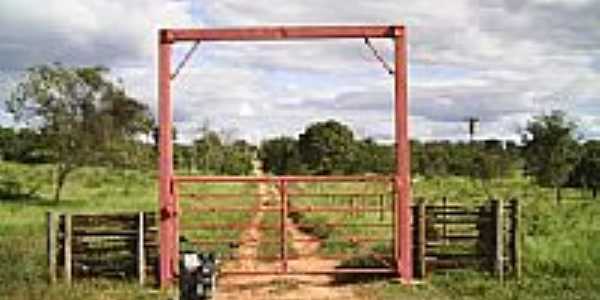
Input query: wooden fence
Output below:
<box><xmin>413</xmin><ymin>199</ymin><xmax>521</xmax><ymax>280</ymax></box>
<box><xmin>47</xmin><ymin>211</ymin><xmax>158</xmax><ymax>285</ymax></box>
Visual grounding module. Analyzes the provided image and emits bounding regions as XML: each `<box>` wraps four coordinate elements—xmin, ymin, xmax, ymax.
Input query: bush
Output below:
<box><xmin>0</xmin><ymin>163</ymin><xmax>45</xmax><ymax>200</ymax></box>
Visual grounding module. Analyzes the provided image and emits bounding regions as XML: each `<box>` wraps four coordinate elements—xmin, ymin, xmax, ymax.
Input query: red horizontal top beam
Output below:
<box><xmin>161</xmin><ymin>25</ymin><xmax>403</xmax><ymax>43</ymax></box>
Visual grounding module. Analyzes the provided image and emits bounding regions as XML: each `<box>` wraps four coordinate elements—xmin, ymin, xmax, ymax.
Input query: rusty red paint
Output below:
<box><xmin>185</xmin><ymin>205</ymin><xmax>388</xmax><ymax>213</ymax></box>
<box><xmin>225</xmin><ymin>254</ymin><xmax>394</xmax><ymax>261</ymax></box>
<box><xmin>186</xmin><ymin>223</ymin><xmax>281</xmax><ymax>230</ymax></box>
<box><xmin>178</xmin><ymin>193</ymin><xmax>273</xmax><ymax>200</ymax></box>
<box><xmin>287</xmin><ymin>192</ymin><xmax>391</xmax><ymax>197</ymax></box>
<box><xmin>186</xmin><ymin>205</ymin><xmax>281</xmax><ymax>213</ymax></box>
<box><xmin>295</xmin><ymin>222</ymin><xmax>393</xmax><ymax>228</ymax></box>
<box><xmin>289</xmin><ymin>206</ymin><xmax>388</xmax><ymax>213</ymax></box>
<box><xmin>219</xmin><ymin>269</ymin><xmax>396</xmax><ymax>276</ymax></box>
<box><xmin>167</xmin><ymin>26</ymin><xmax>401</xmax><ymax>42</ymax></box>
<box><xmin>394</xmin><ymin>28</ymin><xmax>413</xmax><ymax>282</ymax></box>
<box><xmin>158</xmin><ymin>25</ymin><xmax>412</xmax><ymax>287</ymax></box>
<box><xmin>186</xmin><ymin>222</ymin><xmax>393</xmax><ymax>231</ymax></box>
<box><xmin>158</xmin><ymin>36</ymin><xmax>174</xmax><ymax>287</ymax></box>
<box><xmin>174</xmin><ymin>175</ymin><xmax>392</xmax><ymax>183</ymax></box>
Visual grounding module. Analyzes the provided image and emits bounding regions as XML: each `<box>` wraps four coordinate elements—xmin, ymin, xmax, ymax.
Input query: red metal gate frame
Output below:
<box><xmin>157</xmin><ymin>25</ymin><xmax>412</xmax><ymax>287</ymax></box>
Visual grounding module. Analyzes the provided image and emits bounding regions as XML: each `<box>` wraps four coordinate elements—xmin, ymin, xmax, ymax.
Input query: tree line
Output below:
<box><xmin>259</xmin><ymin>119</ymin><xmax>521</xmax><ymax>180</ymax></box>
<box><xmin>173</xmin><ymin>128</ymin><xmax>255</xmax><ymax>176</ymax></box>
<box><xmin>259</xmin><ymin>114</ymin><xmax>599</xmax><ymax>203</ymax></box>
<box><xmin>1</xmin><ymin>64</ymin><xmax>599</xmax><ymax>203</ymax></box>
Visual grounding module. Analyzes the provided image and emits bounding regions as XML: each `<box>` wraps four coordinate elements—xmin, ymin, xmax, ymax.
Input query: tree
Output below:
<box><xmin>7</xmin><ymin>64</ymin><xmax>152</xmax><ymax>201</ymax></box>
<box><xmin>418</xmin><ymin>142</ymin><xmax>450</xmax><ymax>178</ymax></box>
<box><xmin>0</xmin><ymin>127</ymin><xmax>51</xmax><ymax>163</ymax></box>
<box><xmin>350</xmin><ymin>138</ymin><xmax>394</xmax><ymax>174</ymax></box>
<box><xmin>190</xmin><ymin>127</ymin><xmax>254</xmax><ymax>176</ymax></box>
<box><xmin>570</xmin><ymin>141</ymin><xmax>600</xmax><ymax>198</ymax></box>
<box><xmin>220</xmin><ymin>141</ymin><xmax>254</xmax><ymax>175</ymax></box>
<box><xmin>175</xmin><ymin>144</ymin><xmax>195</xmax><ymax>174</ymax></box>
<box><xmin>447</xmin><ymin>142</ymin><xmax>477</xmax><ymax>177</ymax></box>
<box><xmin>194</xmin><ymin>130</ymin><xmax>223</xmax><ymax>173</ymax></box>
<box><xmin>298</xmin><ymin>120</ymin><xmax>356</xmax><ymax>174</ymax></box>
<box><xmin>522</xmin><ymin>110</ymin><xmax>580</xmax><ymax>204</ymax></box>
<box><xmin>259</xmin><ymin>137</ymin><xmax>305</xmax><ymax>175</ymax></box>
<box><xmin>473</xmin><ymin>150</ymin><xmax>514</xmax><ymax>197</ymax></box>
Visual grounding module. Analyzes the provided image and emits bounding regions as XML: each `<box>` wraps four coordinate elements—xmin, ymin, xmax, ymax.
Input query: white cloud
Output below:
<box><xmin>1</xmin><ymin>0</ymin><xmax>599</xmax><ymax>142</ymax></box>
<box><xmin>0</xmin><ymin>0</ymin><xmax>195</xmax><ymax>69</ymax></box>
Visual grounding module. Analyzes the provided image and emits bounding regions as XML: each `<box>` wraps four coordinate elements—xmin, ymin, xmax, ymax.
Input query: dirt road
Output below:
<box><xmin>215</xmin><ymin>162</ymin><xmax>367</xmax><ymax>300</ymax></box>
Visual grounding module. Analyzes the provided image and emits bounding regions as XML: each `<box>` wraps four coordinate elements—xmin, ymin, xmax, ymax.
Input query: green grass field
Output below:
<box><xmin>177</xmin><ymin>181</ymin><xmax>258</xmax><ymax>256</ymax></box>
<box><xmin>1</xmin><ymin>162</ymin><xmax>599</xmax><ymax>299</ymax></box>
<box><xmin>0</xmin><ymin>163</ymin><xmax>157</xmax><ymax>299</ymax></box>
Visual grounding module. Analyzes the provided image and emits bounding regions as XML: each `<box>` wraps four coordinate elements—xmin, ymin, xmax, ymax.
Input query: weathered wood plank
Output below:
<box><xmin>430</xmin><ymin>218</ymin><xmax>487</xmax><ymax>224</ymax></box>
<box><xmin>431</xmin><ymin>210</ymin><xmax>481</xmax><ymax>216</ymax></box>
<box><xmin>72</xmin><ymin>230</ymin><xmax>139</xmax><ymax>237</ymax></box>
<box><xmin>510</xmin><ymin>199</ymin><xmax>521</xmax><ymax>279</ymax></box>
<box><xmin>137</xmin><ymin>212</ymin><xmax>145</xmax><ymax>286</ymax></box>
<box><xmin>415</xmin><ymin>200</ymin><xmax>426</xmax><ymax>278</ymax></box>
<box><xmin>64</xmin><ymin>213</ymin><xmax>72</xmax><ymax>284</ymax></box>
<box><xmin>492</xmin><ymin>199</ymin><xmax>504</xmax><ymax>281</ymax></box>
<box><xmin>47</xmin><ymin>212</ymin><xmax>57</xmax><ymax>284</ymax></box>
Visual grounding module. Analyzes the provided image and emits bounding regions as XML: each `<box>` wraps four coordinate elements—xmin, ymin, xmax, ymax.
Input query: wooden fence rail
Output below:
<box><xmin>46</xmin><ymin>211</ymin><xmax>158</xmax><ymax>285</ymax></box>
<box><xmin>47</xmin><ymin>202</ymin><xmax>519</xmax><ymax>284</ymax></box>
<box><xmin>413</xmin><ymin>198</ymin><xmax>521</xmax><ymax>280</ymax></box>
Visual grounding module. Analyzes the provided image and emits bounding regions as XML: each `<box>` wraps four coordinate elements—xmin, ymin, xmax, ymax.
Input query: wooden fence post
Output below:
<box><xmin>491</xmin><ymin>199</ymin><xmax>504</xmax><ymax>282</ymax></box>
<box><xmin>47</xmin><ymin>212</ymin><xmax>57</xmax><ymax>284</ymax></box>
<box><xmin>379</xmin><ymin>194</ymin><xmax>385</xmax><ymax>221</ymax></box>
<box><xmin>414</xmin><ymin>200</ymin><xmax>426</xmax><ymax>278</ymax></box>
<box><xmin>442</xmin><ymin>196</ymin><xmax>448</xmax><ymax>245</ymax></box>
<box><xmin>138</xmin><ymin>212</ymin><xmax>146</xmax><ymax>286</ymax></box>
<box><xmin>510</xmin><ymin>199</ymin><xmax>521</xmax><ymax>280</ymax></box>
<box><xmin>64</xmin><ymin>213</ymin><xmax>72</xmax><ymax>284</ymax></box>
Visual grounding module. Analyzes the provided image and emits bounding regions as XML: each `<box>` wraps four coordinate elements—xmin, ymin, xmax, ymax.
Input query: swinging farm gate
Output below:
<box><xmin>157</xmin><ymin>25</ymin><xmax>412</xmax><ymax>288</ymax></box>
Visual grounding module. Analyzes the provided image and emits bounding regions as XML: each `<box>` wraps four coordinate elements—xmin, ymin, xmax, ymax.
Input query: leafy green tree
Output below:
<box><xmin>259</xmin><ymin>137</ymin><xmax>305</xmax><ymax>175</ymax></box>
<box><xmin>194</xmin><ymin>130</ymin><xmax>223</xmax><ymax>174</ymax></box>
<box><xmin>522</xmin><ymin>110</ymin><xmax>580</xmax><ymax>204</ymax></box>
<box><xmin>190</xmin><ymin>128</ymin><xmax>254</xmax><ymax>176</ymax></box>
<box><xmin>447</xmin><ymin>142</ymin><xmax>477</xmax><ymax>177</ymax></box>
<box><xmin>473</xmin><ymin>150</ymin><xmax>515</xmax><ymax>197</ymax></box>
<box><xmin>220</xmin><ymin>141</ymin><xmax>254</xmax><ymax>175</ymax></box>
<box><xmin>419</xmin><ymin>142</ymin><xmax>450</xmax><ymax>178</ymax></box>
<box><xmin>175</xmin><ymin>144</ymin><xmax>195</xmax><ymax>174</ymax></box>
<box><xmin>0</xmin><ymin>127</ymin><xmax>52</xmax><ymax>163</ymax></box>
<box><xmin>0</xmin><ymin>127</ymin><xmax>15</xmax><ymax>161</ymax></box>
<box><xmin>350</xmin><ymin>138</ymin><xmax>394</xmax><ymax>174</ymax></box>
<box><xmin>570</xmin><ymin>141</ymin><xmax>600</xmax><ymax>198</ymax></box>
<box><xmin>298</xmin><ymin>120</ymin><xmax>356</xmax><ymax>174</ymax></box>
<box><xmin>410</xmin><ymin>140</ymin><xmax>425</xmax><ymax>176</ymax></box>
<box><xmin>7</xmin><ymin>64</ymin><xmax>152</xmax><ymax>201</ymax></box>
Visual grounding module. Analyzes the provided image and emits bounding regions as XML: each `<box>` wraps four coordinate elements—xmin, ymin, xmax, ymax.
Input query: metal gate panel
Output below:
<box><xmin>174</xmin><ymin>176</ymin><xmax>397</xmax><ymax>276</ymax></box>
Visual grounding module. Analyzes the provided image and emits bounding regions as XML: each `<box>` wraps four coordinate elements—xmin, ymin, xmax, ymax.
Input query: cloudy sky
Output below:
<box><xmin>1</xmin><ymin>0</ymin><xmax>599</xmax><ymax>143</ymax></box>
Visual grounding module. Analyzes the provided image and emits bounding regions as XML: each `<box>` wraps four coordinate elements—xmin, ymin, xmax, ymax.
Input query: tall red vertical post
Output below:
<box><xmin>394</xmin><ymin>27</ymin><xmax>413</xmax><ymax>282</ymax></box>
<box><xmin>158</xmin><ymin>30</ymin><xmax>175</xmax><ymax>287</ymax></box>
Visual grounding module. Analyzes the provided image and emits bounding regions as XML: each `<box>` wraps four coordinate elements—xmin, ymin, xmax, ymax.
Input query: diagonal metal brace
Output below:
<box><xmin>171</xmin><ymin>41</ymin><xmax>201</xmax><ymax>80</ymax></box>
<box><xmin>364</xmin><ymin>37</ymin><xmax>395</xmax><ymax>75</ymax></box>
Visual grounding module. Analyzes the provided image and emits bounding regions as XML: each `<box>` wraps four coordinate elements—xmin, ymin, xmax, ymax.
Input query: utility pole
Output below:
<box><xmin>466</xmin><ymin>117</ymin><xmax>480</xmax><ymax>143</ymax></box>
<box><xmin>465</xmin><ymin>117</ymin><xmax>480</xmax><ymax>181</ymax></box>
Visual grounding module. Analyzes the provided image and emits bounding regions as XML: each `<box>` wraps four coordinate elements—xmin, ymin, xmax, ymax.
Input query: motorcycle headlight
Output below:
<box><xmin>182</xmin><ymin>253</ymin><xmax>201</xmax><ymax>271</ymax></box>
